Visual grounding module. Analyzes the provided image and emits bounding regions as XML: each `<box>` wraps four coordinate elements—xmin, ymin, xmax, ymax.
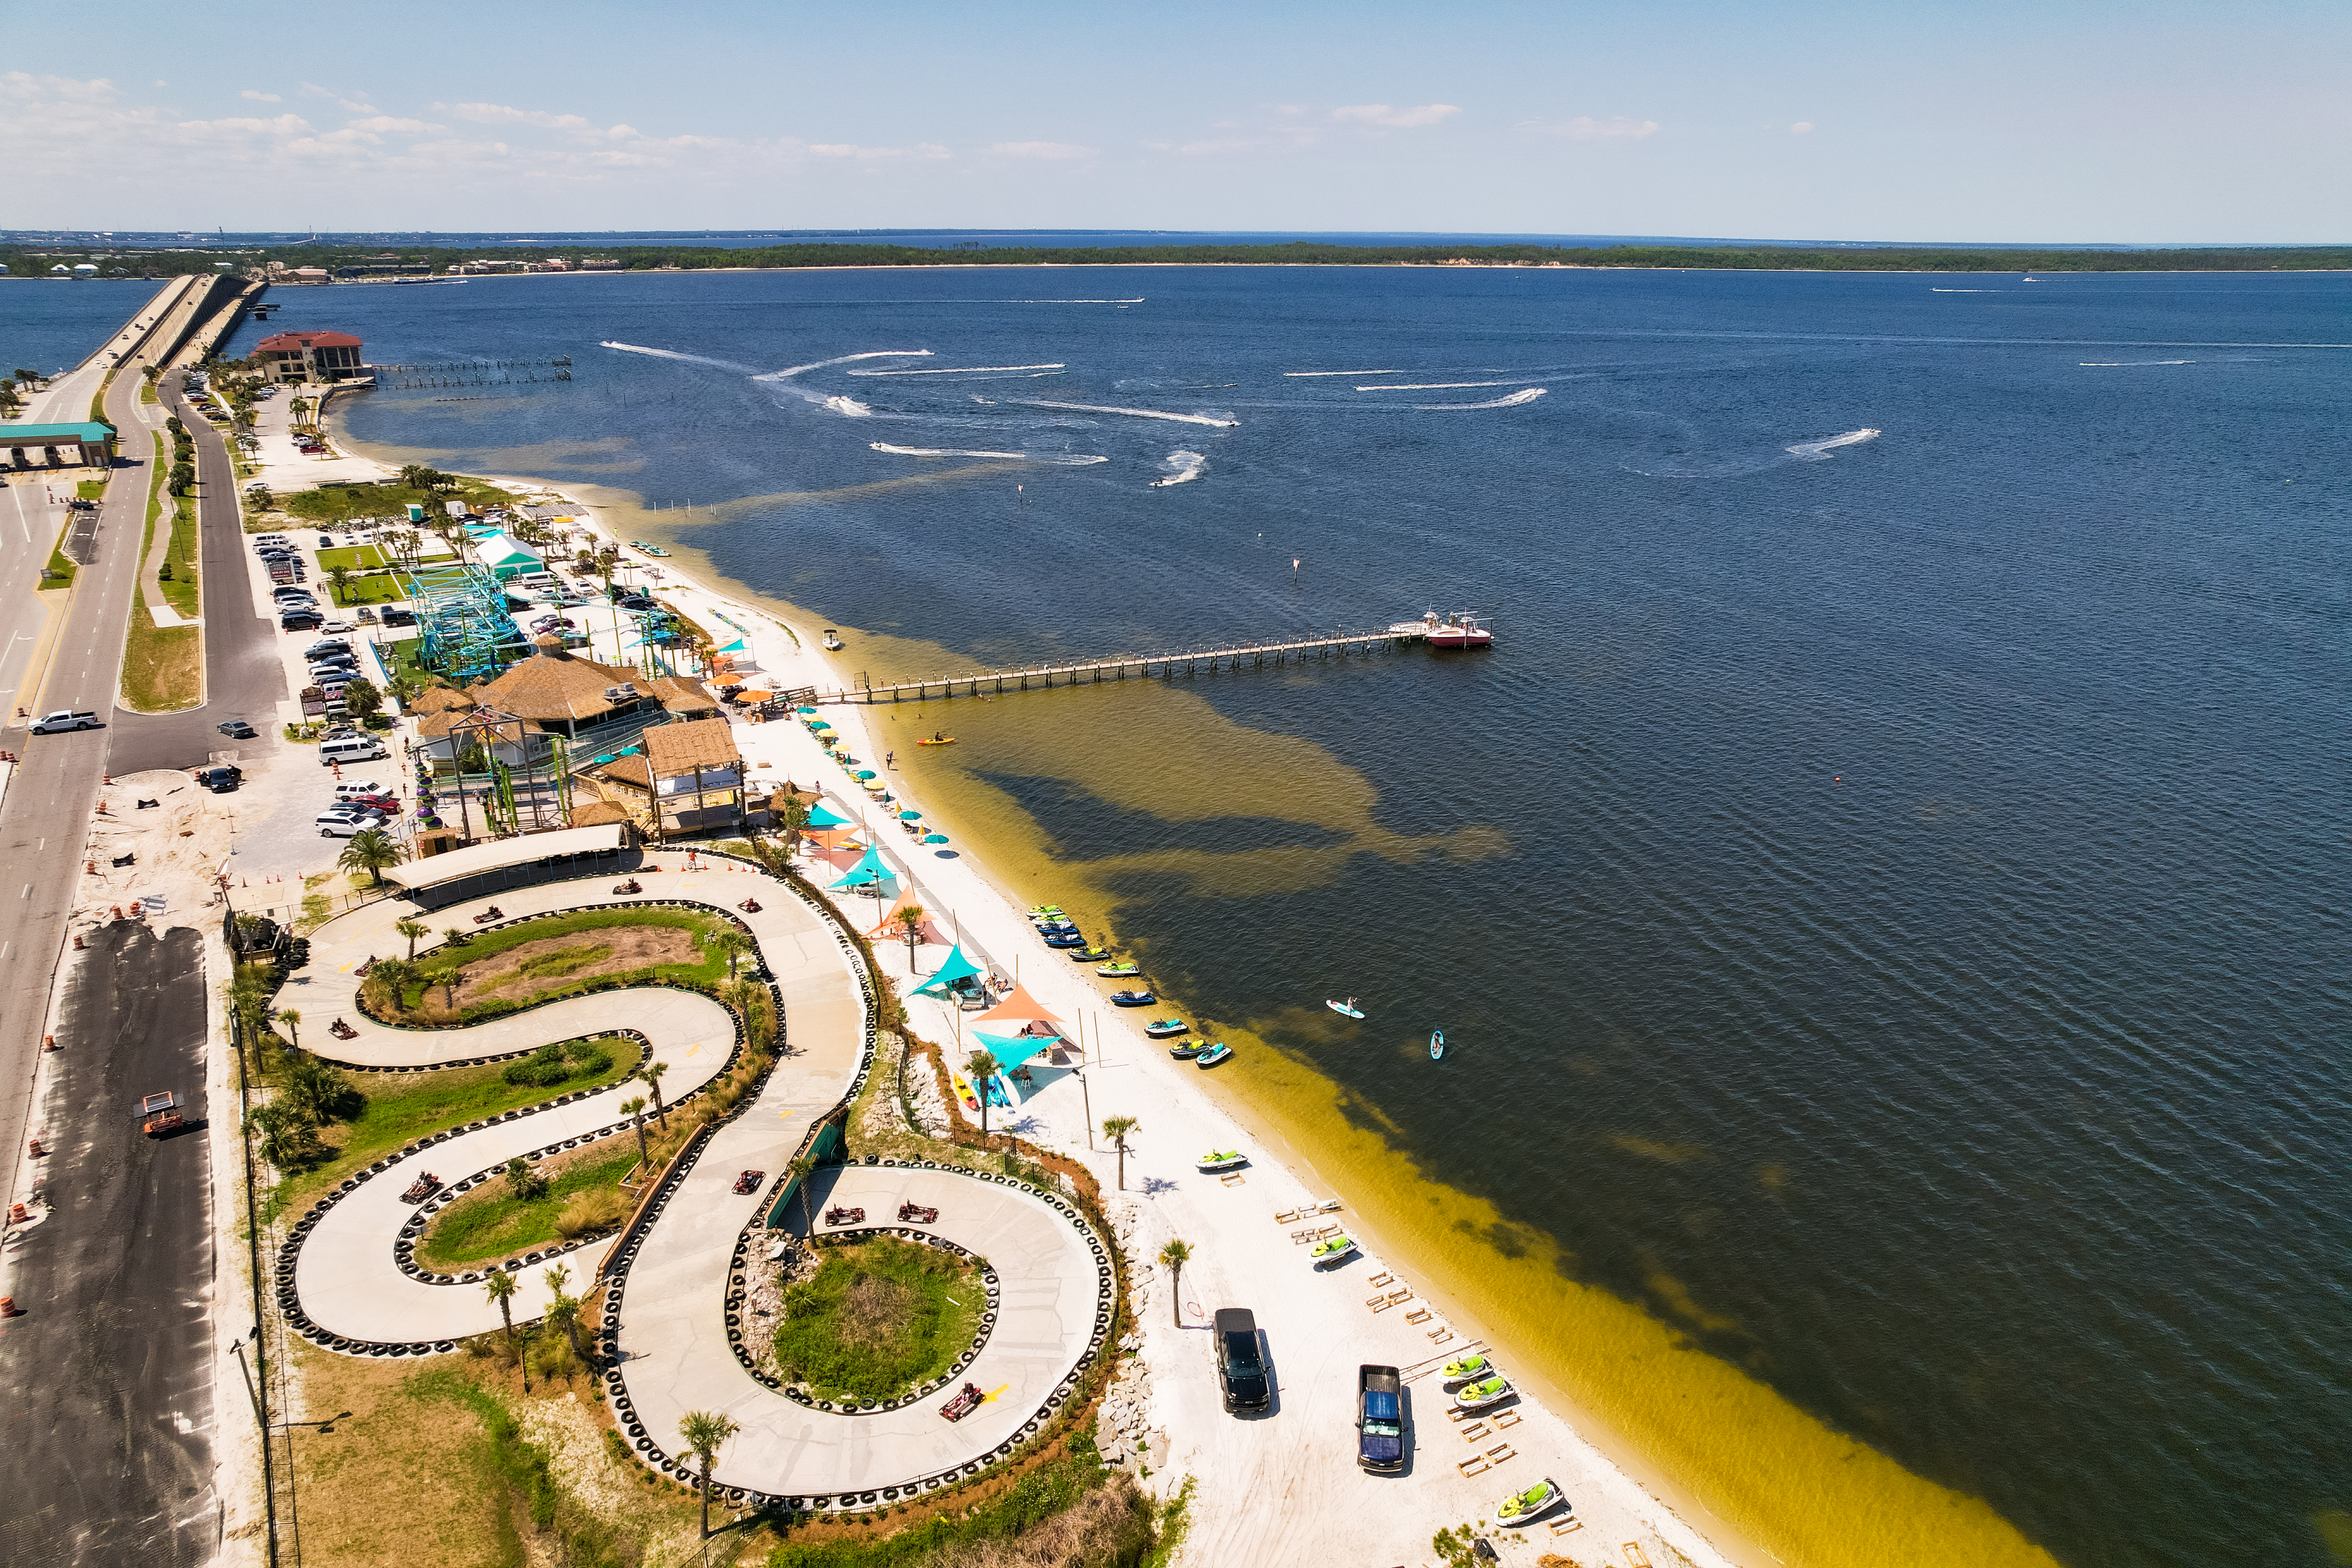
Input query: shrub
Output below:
<box><xmin>554</xmin><ymin>1185</ymin><xmax>629</xmax><ymax>1239</ymax></box>
<box><xmin>501</xmin><ymin>1037</ymin><xmax>614</xmax><ymax>1088</ymax></box>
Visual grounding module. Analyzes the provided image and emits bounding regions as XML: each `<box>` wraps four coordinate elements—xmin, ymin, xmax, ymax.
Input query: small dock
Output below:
<box><xmin>808</xmin><ymin>625</ymin><xmax>1436</xmax><ymax>705</ymax></box>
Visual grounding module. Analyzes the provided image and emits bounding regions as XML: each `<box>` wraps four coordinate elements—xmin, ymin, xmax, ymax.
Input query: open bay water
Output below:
<box><xmin>259</xmin><ymin>266</ymin><xmax>2346</xmax><ymax>1568</ymax></box>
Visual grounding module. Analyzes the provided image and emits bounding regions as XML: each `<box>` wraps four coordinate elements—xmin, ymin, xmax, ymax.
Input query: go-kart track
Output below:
<box><xmin>273</xmin><ymin>859</ymin><xmax>1116</xmax><ymax>1510</ymax></box>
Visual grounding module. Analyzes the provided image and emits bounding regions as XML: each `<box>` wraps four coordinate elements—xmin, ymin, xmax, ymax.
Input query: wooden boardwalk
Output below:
<box><xmin>808</xmin><ymin>626</ymin><xmax>1430</xmax><ymax>705</ymax></box>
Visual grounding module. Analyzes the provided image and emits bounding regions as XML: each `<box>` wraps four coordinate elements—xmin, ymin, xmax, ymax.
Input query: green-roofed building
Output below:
<box><xmin>2</xmin><ymin>422</ymin><xmax>116</xmax><ymax>470</ymax></box>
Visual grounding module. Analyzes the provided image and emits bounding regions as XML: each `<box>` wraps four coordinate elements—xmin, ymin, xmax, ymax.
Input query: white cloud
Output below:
<box><xmin>440</xmin><ymin>101</ymin><xmax>600</xmax><ymax>136</ymax></box>
<box><xmin>1332</xmin><ymin>102</ymin><xmax>1461</xmax><ymax>129</ymax></box>
<box><xmin>988</xmin><ymin>141</ymin><xmax>1092</xmax><ymax>160</ymax></box>
<box><xmin>1522</xmin><ymin>115</ymin><xmax>1659</xmax><ymax>141</ymax></box>
<box><xmin>241</xmin><ymin>89</ymin><xmax>281</xmax><ymax>102</ymax></box>
<box><xmin>345</xmin><ymin>116</ymin><xmax>439</xmax><ymax>135</ymax></box>
<box><xmin>808</xmin><ymin>141</ymin><xmax>949</xmax><ymax>161</ymax></box>
<box><xmin>1148</xmin><ymin>137</ymin><xmax>1259</xmax><ymax>156</ymax></box>
<box><xmin>1791</xmin><ymin>121</ymin><xmax>1815</xmax><ymax>135</ymax></box>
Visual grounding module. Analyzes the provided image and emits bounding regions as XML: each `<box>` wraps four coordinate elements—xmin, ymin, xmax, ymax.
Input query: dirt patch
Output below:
<box><xmin>450</xmin><ymin>927</ymin><xmax>702</xmax><ymax>1008</ymax></box>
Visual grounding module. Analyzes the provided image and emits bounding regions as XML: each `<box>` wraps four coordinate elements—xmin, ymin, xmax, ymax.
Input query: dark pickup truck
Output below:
<box><xmin>1357</xmin><ymin>1363</ymin><xmax>1405</xmax><ymax>1472</ymax></box>
<box><xmin>1216</xmin><ymin>1308</ymin><xmax>1268</xmax><ymax>1414</ymax></box>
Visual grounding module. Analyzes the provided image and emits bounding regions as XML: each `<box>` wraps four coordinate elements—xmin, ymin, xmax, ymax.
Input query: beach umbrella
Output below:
<box><xmin>853</xmin><ymin>769</ymin><xmax>877</xmax><ymax>780</ymax></box>
<box><xmin>796</xmin><ymin>705</ymin><xmax>818</xmax><ymax>715</ymax></box>
<box><xmin>737</xmin><ymin>689</ymin><xmax>773</xmax><ymax>703</ymax></box>
<box><xmin>897</xmin><ymin>810</ymin><xmax>922</xmax><ymax>820</ymax></box>
<box><xmin>922</xmin><ymin>832</ymin><xmax>949</xmax><ymax>844</ymax></box>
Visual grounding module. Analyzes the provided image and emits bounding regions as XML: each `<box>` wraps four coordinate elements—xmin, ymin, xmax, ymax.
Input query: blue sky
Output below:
<box><xmin>7</xmin><ymin>0</ymin><xmax>2343</xmax><ymax>242</ymax></box>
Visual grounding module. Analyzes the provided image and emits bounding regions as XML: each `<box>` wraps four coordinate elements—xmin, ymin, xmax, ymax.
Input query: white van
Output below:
<box><xmin>319</xmin><ymin>735</ymin><xmax>389</xmax><ymax>767</ymax></box>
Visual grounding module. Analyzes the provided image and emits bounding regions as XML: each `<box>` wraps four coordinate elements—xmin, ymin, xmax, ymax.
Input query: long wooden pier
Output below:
<box><xmin>809</xmin><ymin>626</ymin><xmax>1430</xmax><ymax>705</ymax></box>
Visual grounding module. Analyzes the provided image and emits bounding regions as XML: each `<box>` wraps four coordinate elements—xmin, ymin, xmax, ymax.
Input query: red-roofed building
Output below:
<box><xmin>255</xmin><ymin>328</ymin><xmax>364</xmax><ymax>385</ymax></box>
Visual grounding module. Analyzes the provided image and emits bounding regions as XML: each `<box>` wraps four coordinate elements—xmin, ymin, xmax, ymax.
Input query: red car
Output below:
<box><xmin>732</xmin><ymin>1170</ymin><xmax>765</xmax><ymax>1195</ymax></box>
<box><xmin>345</xmin><ymin>793</ymin><xmax>400</xmax><ymax>814</ymax></box>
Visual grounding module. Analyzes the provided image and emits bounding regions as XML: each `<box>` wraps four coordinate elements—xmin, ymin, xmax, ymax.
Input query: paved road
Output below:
<box><xmin>106</xmin><ymin>377</ymin><xmax>288</xmax><ymax>775</ymax></box>
<box><xmin>0</xmin><ymin>922</ymin><xmax>217</xmax><ymax>1568</ymax></box>
<box><xmin>0</xmin><ymin>309</ymin><xmax>179</xmax><ymax>1219</ymax></box>
<box><xmin>0</xmin><ymin>287</ymin><xmax>227</xmax><ymax>1568</ymax></box>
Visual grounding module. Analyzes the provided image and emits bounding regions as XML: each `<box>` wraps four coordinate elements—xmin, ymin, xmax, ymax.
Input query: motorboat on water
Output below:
<box><xmin>1327</xmin><ymin>997</ymin><xmax>1365</xmax><ymax>1020</ymax></box>
<box><xmin>1308</xmin><ymin>1234</ymin><xmax>1357</xmax><ymax>1268</ymax></box>
<box><xmin>1494</xmin><ymin>1477</ymin><xmax>1564</xmax><ymax>1529</ymax></box>
<box><xmin>1197</xmin><ymin>1149</ymin><xmax>1247</xmax><ymax>1172</ymax></box>
<box><xmin>1144</xmin><ymin>1017</ymin><xmax>1189</xmax><ymax>1038</ymax></box>
<box><xmin>1426</xmin><ymin>612</ymin><xmax>1493</xmax><ymax>649</ymax></box>
<box><xmin>1452</xmin><ymin>1375</ymin><xmax>1514</xmax><ymax>1412</ymax></box>
<box><xmin>1430</xmin><ymin>1028</ymin><xmax>1446</xmax><ymax>1060</ymax></box>
<box><xmin>821</xmin><ymin>629</ymin><xmax>844</xmax><ymax>650</ymax></box>
<box><xmin>1194</xmin><ymin>1042</ymin><xmax>1233</xmax><ymax>1067</ymax></box>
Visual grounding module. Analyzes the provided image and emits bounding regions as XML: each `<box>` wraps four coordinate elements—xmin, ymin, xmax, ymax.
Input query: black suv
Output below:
<box><xmin>1215</xmin><ymin>1308</ymin><xmax>1269</xmax><ymax>1413</ymax></box>
<box><xmin>194</xmin><ymin>765</ymin><xmax>242</xmax><ymax>793</ymax></box>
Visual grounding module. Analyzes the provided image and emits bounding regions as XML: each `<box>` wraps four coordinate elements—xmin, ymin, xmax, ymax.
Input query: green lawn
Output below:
<box><xmin>320</xmin><ymin>570</ymin><xmax>408</xmax><ymax>606</ymax></box>
<box><xmin>414</xmin><ymin>1138</ymin><xmax>639</xmax><ymax>1271</ymax></box>
<box><xmin>284</xmin><ymin>476</ymin><xmax>518</xmax><ymax>526</ymax></box>
<box><xmin>75</xmin><ymin>478</ymin><xmax>105</xmax><ymax>501</ymax></box>
<box><xmin>389</xmin><ymin>906</ymin><xmax>738</xmax><ymax>1023</ymax></box>
<box><xmin>318</xmin><ymin>545</ymin><xmax>389</xmax><ymax>571</ymax></box>
<box><xmin>264</xmin><ymin>1041</ymin><xmax>637</xmax><ymax>1221</ymax></box>
<box><xmin>774</xmin><ymin>1235</ymin><xmax>988</xmax><ymax>1403</ymax></box>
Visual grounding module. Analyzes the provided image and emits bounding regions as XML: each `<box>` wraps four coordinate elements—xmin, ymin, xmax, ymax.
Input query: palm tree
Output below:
<box><xmin>484</xmin><ymin>1267</ymin><xmax>527</xmax><ymax>1391</ymax></box>
<box><xmin>622</xmin><ymin>1095</ymin><xmax>651</xmax><ymax>1175</ymax></box>
<box><xmin>1102</xmin><ymin>1116</ymin><xmax>1138</xmax><ymax>1191</ymax></box>
<box><xmin>785</xmin><ymin>1155</ymin><xmax>816</xmax><ymax>1234</ymax></box>
<box><xmin>543</xmin><ymin>1263</ymin><xmax>583</xmax><ymax>1364</ymax></box>
<box><xmin>639</xmin><ymin>1060</ymin><xmax>669</xmax><ymax>1128</ymax></box>
<box><xmin>595</xmin><ymin>546</ymin><xmax>621</xmax><ymax>602</ymax></box>
<box><xmin>893</xmin><ymin>903</ymin><xmax>926</xmax><ymax>971</ymax></box>
<box><xmin>722</xmin><ymin>976</ymin><xmax>771</xmax><ymax>1053</ymax></box>
<box><xmin>1158</xmin><ymin>1238</ymin><xmax>1193</xmax><ymax>1327</ymax></box>
<box><xmin>965</xmin><ymin>1049</ymin><xmax>1000</xmax><ymax>1140</ymax></box>
<box><xmin>679</xmin><ymin>1409</ymin><xmax>741</xmax><ymax>1539</ymax></box>
<box><xmin>336</xmin><ymin>827</ymin><xmax>404</xmax><ymax>887</ymax></box>
<box><xmin>399</xmin><ymin>462</ymin><xmax>437</xmax><ymax>492</ymax></box>
<box><xmin>394</xmin><ymin>918</ymin><xmax>428</xmax><ymax>961</ymax></box>
<box><xmin>703</xmin><ymin>928</ymin><xmax>751</xmax><ymax>980</ymax></box>
<box><xmin>273</xmin><ymin>1008</ymin><xmax>300</xmax><ymax>1049</ymax></box>
<box><xmin>325</xmin><ymin>564</ymin><xmax>353</xmax><ymax>606</ymax></box>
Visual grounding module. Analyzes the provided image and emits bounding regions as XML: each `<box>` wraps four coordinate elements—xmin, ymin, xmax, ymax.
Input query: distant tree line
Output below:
<box><xmin>5</xmin><ymin>239</ymin><xmax>2347</xmax><ymax>279</ymax></box>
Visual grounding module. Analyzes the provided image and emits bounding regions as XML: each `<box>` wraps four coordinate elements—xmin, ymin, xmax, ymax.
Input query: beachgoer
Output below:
<box><xmin>886</xmin><ymin>750</ymin><xmax>895</xmax><ymax>768</ymax></box>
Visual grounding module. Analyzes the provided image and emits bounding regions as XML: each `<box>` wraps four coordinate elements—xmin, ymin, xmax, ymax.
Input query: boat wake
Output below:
<box><xmin>1286</xmin><ymin>369</ymin><xmax>1403</xmax><ymax>377</ymax></box>
<box><xmin>600</xmin><ymin>342</ymin><xmax>762</xmax><ymax>374</ymax></box>
<box><xmin>849</xmin><ymin>363</ymin><xmax>1066</xmax><ymax>377</ymax></box>
<box><xmin>822</xmin><ymin>395</ymin><xmax>876</xmax><ymax>418</ymax></box>
<box><xmin>1784</xmin><ymin>428</ymin><xmax>1881</xmax><ymax>459</ymax></box>
<box><xmin>1360</xmin><ymin>380</ymin><xmax>1520</xmax><ymax>392</ymax></box>
<box><xmin>1149</xmin><ymin>450</ymin><xmax>1208</xmax><ymax>487</ymax></box>
<box><xmin>755</xmin><ymin>349</ymin><xmax>933</xmax><ymax>381</ymax></box>
<box><xmin>2080</xmin><ymin>360</ymin><xmax>2194</xmax><ymax>367</ymax></box>
<box><xmin>1415</xmin><ymin>388</ymin><xmax>1547</xmax><ymax>410</ymax></box>
<box><xmin>1015</xmin><ymin>400</ymin><xmax>1240</xmax><ymax>428</ymax></box>
<box><xmin>870</xmin><ymin>443</ymin><xmax>1107</xmax><ymax>465</ymax></box>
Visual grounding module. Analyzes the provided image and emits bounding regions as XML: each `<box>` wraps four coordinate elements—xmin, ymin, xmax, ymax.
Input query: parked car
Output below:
<box><xmin>304</xmin><ymin>639</ymin><xmax>352</xmax><ymax>657</ymax></box>
<box><xmin>1215</xmin><ymin>1308</ymin><xmax>1270</xmax><ymax>1414</ymax></box>
<box><xmin>280</xmin><ymin>611</ymin><xmax>321</xmax><ymax>631</ymax></box>
<box><xmin>194</xmin><ymin>765</ymin><xmax>243</xmax><ymax>793</ymax></box>
<box><xmin>380</xmin><ymin>608</ymin><xmax>416</xmax><ymax>627</ymax></box>
<box><xmin>343</xmin><ymin>793</ymin><xmax>400</xmax><ymax>815</ymax></box>
<box><xmin>315</xmin><ymin>808</ymin><xmax>387</xmax><ymax>838</ymax></box>
<box><xmin>30</xmin><ymin>709</ymin><xmax>100</xmax><ymax>735</ymax></box>
<box><xmin>216</xmin><ymin>717</ymin><xmax>258</xmax><ymax>739</ymax></box>
<box><xmin>317</xmin><ymin>534</ymin><xmax>335</xmax><ymax>547</ymax></box>
<box><xmin>332</xmin><ymin>780</ymin><xmax>386</xmax><ymax>800</ymax></box>
<box><xmin>1356</xmin><ymin>1365</ymin><xmax>1406</xmax><ymax>1473</ymax></box>
<box><xmin>320</xmin><ymin>619</ymin><xmax>355</xmax><ymax>634</ymax></box>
